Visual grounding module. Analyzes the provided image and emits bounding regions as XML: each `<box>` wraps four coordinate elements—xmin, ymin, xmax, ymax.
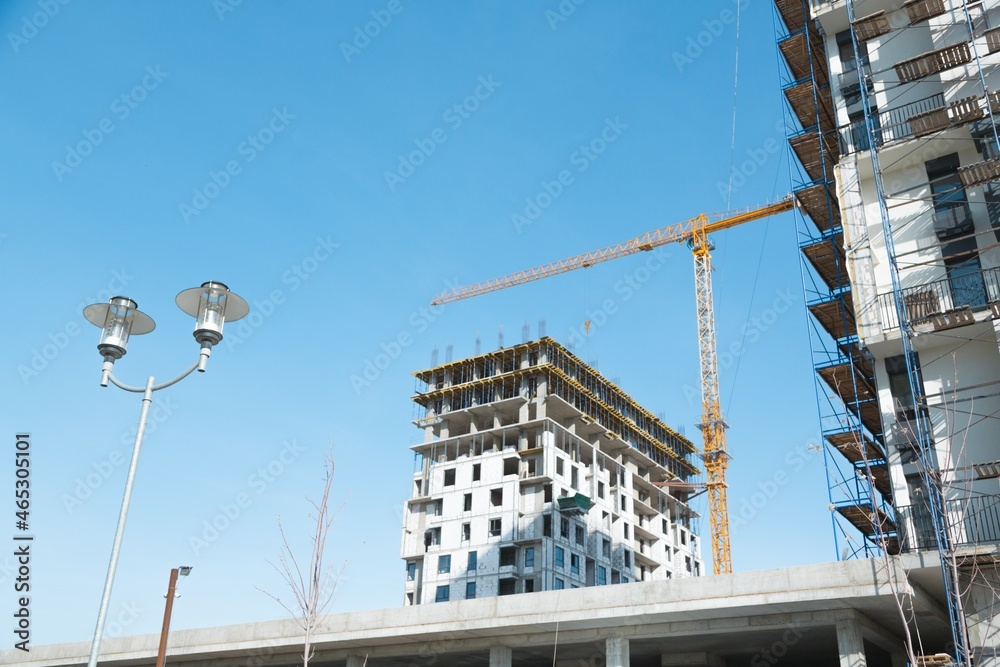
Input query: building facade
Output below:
<box><xmin>400</xmin><ymin>337</ymin><xmax>703</xmax><ymax>605</ymax></box>
<box><xmin>776</xmin><ymin>0</ymin><xmax>1000</xmax><ymax>662</ymax></box>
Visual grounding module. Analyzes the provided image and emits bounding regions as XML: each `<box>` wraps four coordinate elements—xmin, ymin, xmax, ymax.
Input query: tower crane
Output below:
<box><xmin>431</xmin><ymin>195</ymin><xmax>795</xmax><ymax>575</ymax></box>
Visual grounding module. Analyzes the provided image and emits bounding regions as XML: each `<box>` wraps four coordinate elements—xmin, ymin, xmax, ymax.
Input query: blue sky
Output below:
<box><xmin>1</xmin><ymin>0</ymin><xmax>832</xmax><ymax>647</ymax></box>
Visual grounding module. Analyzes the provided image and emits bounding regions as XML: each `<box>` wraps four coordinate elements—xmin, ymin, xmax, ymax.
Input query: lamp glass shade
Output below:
<box><xmin>83</xmin><ymin>297</ymin><xmax>155</xmax><ymax>359</ymax></box>
<box><xmin>176</xmin><ymin>282</ymin><xmax>249</xmax><ymax>345</ymax></box>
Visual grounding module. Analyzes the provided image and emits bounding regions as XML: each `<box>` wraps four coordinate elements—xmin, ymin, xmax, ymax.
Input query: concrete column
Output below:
<box><xmin>607</xmin><ymin>635</ymin><xmax>630</xmax><ymax>667</ymax></box>
<box><xmin>836</xmin><ymin>616</ymin><xmax>867</xmax><ymax>667</ymax></box>
<box><xmin>489</xmin><ymin>645</ymin><xmax>512</xmax><ymax>667</ymax></box>
<box><xmin>346</xmin><ymin>656</ymin><xmax>367</xmax><ymax>667</ymax></box>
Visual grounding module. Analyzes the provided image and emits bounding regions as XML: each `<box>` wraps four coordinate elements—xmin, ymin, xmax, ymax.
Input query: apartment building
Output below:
<box><xmin>400</xmin><ymin>337</ymin><xmax>703</xmax><ymax>605</ymax></box>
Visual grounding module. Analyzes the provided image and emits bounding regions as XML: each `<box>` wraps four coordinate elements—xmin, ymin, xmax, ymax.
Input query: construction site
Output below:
<box><xmin>10</xmin><ymin>1</ymin><xmax>1000</xmax><ymax>666</ymax></box>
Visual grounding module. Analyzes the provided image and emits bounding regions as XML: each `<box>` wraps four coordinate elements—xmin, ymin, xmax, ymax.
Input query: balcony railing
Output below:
<box><xmin>875</xmin><ymin>265</ymin><xmax>1000</xmax><ymax>331</ymax></box>
<box><xmin>895</xmin><ymin>42</ymin><xmax>972</xmax><ymax>83</ymax></box>
<box><xmin>838</xmin><ymin>93</ymin><xmax>945</xmax><ymax>154</ymax></box>
<box><xmin>896</xmin><ymin>494</ymin><xmax>1000</xmax><ymax>552</ymax></box>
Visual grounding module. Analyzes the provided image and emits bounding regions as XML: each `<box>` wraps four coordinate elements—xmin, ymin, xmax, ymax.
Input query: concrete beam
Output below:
<box><xmin>661</xmin><ymin>651</ymin><xmax>725</xmax><ymax>666</ymax></box>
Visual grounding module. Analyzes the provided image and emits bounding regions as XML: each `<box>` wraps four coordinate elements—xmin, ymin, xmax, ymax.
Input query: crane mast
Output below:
<box><xmin>432</xmin><ymin>196</ymin><xmax>794</xmax><ymax>575</ymax></box>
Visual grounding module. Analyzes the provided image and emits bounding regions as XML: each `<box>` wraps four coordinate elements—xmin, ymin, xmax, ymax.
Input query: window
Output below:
<box><xmin>571</xmin><ymin>467</ymin><xmax>578</xmax><ymax>489</ymax></box>
<box><xmin>602</xmin><ymin>539</ymin><xmax>611</xmax><ymax>559</ymax></box>
<box><xmin>598</xmin><ymin>481</ymin><xmax>605</xmax><ymax>499</ymax></box>
<box><xmin>685</xmin><ymin>556</ymin><xmax>692</xmax><ymax>572</ymax></box>
<box><xmin>554</xmin><ymin>546</ymin><xmax>565</xmax><ymax>567</ymax></box>
<box><xmin>490</xmin><ymin>488</ymin><xmax>503</xmax><ymax>507</ymax></box>
<box><xmin>836</xmin><ymin>29</ymin><xmax>867</xmax><ymax>73</ymax></box>
<box><xmin>624</xmin><ymin>550</ymin><xmax>631</xmax><ymax>568</ymax></box>
<box><xmin>472</xmin><ymin>463</ymin><xmax>481</xmax><ymax>481</ymax></box>
<box><xmin>927</xmin><ymin>154</ymin><xmax>974</xmax><ymax>241</ymax></box>
<box><xmin>524</xmin><ymin>579</ymin><xmax>535</xmax><ymax>593</ymax></box>
<box><xmin>575</xmin><ymin>525</ymin><xmax>585</xmax><ymax>546</ymax></box>
<box><xmin>944</xmin><ymin>237</ymin><xmax>987</xmax><ymax>309</ymax></box>
<box><xmin>886</xmin><ymin>354</ymin><xmax>926</xmax><ymax>422</ymax></box>
<box><xmin>406</xmin><ymin>561</ymin><xmax>416</xmax><ymax>581</ymax></box>
<box><xmin>597</xmin><ymin>565</ymin><xmax>607</xmax><ymax>585</ymax></box>
<box><xmin>543</xmin><ymin>514</ymin><xmax>552</xmax><ymax>537</ymax></box>
<box><xmin>468</xmin><ymin>550</ymin><xmax>478</xmax><ymax>571</ymax></box>
<box><xmin>424</xmin><ymin>527</ymin><xmax>440</xmax><ymax>549</ymax></box>
<box><xmin>466</xmin><ymin>581</ymin><xmax>476</xmax><ymax>599</ymax></box>
<box><xmin>443</xmin><ymin>468</ymin><xmax>455</xmax><ymax>486</ymax></box>
<box><xmin>500</xmin><ymin>546</ymin><xmax>517</xmax><ymax>567</ymax></box>
<box><xmin>435</xmin><ymin>585</ymin><xmax>450</xmax><ymax>602</ymax></box>
<box><xmin>554</xmin><ymin>578</ymin><xmax>565</xmax><ymax>590</ymax></box>
<box><xmin>438</xmin><ymin>555</ymin><xmax>451</xmax><ymax>574</ymax></box>
<box><xmin>570</xmin><ymin>553</ymin><xmax>580</xmax><ymax>575</ymax></box>
<box><xmin>489</xmin><ymin>518</ymin><xmax>501</xmax><ymax>537</ymax></box>
<box><xmin>662</xmin><ymin>519</ymin><xmax>668</xmax><ymax>534</ymax></box>
<box><xmin>462</xmin><ymin>522</ymin><xmax>471</xmax><ymax>542</ymax></box>
<box><xmin>556</xmin><ymin>457</ymin><xmax>564</xmax><ymax>476</ymax></box>
<box><xmin>499</xmin><ymin>578</ymin><xmax>517</xmax><ymax>596</ymax></box>
<box><xmin>560</xmin><ymin>517</ymin><xmax>570</xmax><ymax>539</ymax></box>
<box><xmin>524</xmin><ymin>546</ymin><xmax>535</xmax><ymax>568</ymax></box>
<box><xmin>543</xmin><ymin>484</ymin><xmax>552</xmax><ymax>503</ymax></box>
<box><xmin>463</xmin><ymin>493</ymin><xmax>472</xmax><ymax>512</ymax></box>
<box><xmin>503</xmin><ymin>457</ymin><xmax>518</xmax><ymax>476</ymax></box>
<box><xmin>623</xmin><ymin>524</ymin><xmax>630</xmax><ymax>540</ymax></box>
<box><xmin>611</xmin><ymin>570</ymin><xmax>620</xmax><ymax>584</ymax></box>
<box><xmin>430</xmin><ymin>499</ymin><xmax>442</xmax><ymax>516</ymax></box>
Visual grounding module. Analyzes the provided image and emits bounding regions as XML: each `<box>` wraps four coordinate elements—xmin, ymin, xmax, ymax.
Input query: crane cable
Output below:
<box><xmin>726</xmin><ymin>1</ymin><xmax>742</xmax><ymax>210</ymax></box>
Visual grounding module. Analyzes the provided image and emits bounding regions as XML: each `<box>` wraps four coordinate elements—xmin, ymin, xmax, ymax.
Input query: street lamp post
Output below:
<box><xmin>82</xmin><ymin>282</ymin><xmax>248</xmax><ymax>667</ymax></box>
<box><xmin>155</xmin><ymin>566</ymin><xmax>192</xmax><ymax>667</ymax></box>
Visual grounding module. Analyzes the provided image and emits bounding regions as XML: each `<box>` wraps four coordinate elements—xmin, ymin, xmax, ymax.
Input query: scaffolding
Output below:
<box><xmin>774</xmin><ymin>0</ymin><xmax>896</xmax><ymax>562</ymax></box>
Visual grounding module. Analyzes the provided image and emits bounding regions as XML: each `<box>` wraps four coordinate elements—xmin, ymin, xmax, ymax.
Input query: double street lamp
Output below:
<box><xmin>82</xmin><ymin>282</ymin><xmax>249</xmax><ymax>667</ymax></box>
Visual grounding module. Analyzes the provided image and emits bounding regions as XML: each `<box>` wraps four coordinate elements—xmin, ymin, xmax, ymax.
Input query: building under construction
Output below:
<box><xmin>400</xmin><ymin>337</ymin><xmax>704</xmax><ymax>604</ymax></box>
<box><xmin>776</xmin><ymin>0</ymin><xmax>1000</xmax><ymax>663</ymax></box>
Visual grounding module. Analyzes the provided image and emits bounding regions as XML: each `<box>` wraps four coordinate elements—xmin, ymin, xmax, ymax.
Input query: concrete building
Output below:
<box><xmin>6</xmin><ymin>557</ymin><xmax>963</xmax><ymax>667</ymax></box>
<box><xmin>775</xmin><ymin>0</ymin><xmax>1000</xmax><ymax>662</ymax></box>
<box><xmin>401</xmin><ymin>337</ymin><xmax>704</xmax><ymax>605</ymax></box>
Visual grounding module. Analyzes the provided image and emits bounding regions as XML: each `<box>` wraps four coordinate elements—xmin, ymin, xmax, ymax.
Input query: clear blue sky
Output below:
<box><xmin>1</xmin><ymin>0</ymin><xmax>832</xmax><ymax>646</ymax></box>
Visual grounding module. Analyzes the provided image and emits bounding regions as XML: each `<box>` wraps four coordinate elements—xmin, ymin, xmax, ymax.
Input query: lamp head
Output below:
<box><xmin>83</xmin><ymin>296</ymin><xmax>155</xmax><ymax>360</ymax></box>
<box><xmin>175</xmin><ymin>282</ymin><xmax>249</xmax><ymax>346</ymax></box>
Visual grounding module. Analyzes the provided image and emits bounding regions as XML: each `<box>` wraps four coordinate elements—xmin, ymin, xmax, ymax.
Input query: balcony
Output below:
<box><xmin>875</xmin><ymin>266</ymin><xmax>1000</xmax><ymax>331</ymax></box>
<box><xmin>852</xmin><ymin>11</ymin><xmax>890</xmax><ymax>42</ymax></box>
<box><xmin>903</xmin><ymin>0</ymin><xmax>946</xmax><ymax>24</ymax></box>
<box><xmin>837</xmin><ymin>93</ymin><xmax>945</xmax><ymax>154</ymax></box>
<box><xmin>896</xmin><ymin>494</ymin><xmax>1000</xmax><ymax>552</ymax></box>
<box><xmin>895</xmin><ymin>42</ymin><xmax>971</xmax><ymax>83</ymax></box>
<box><xmin>987</xmin><ymin>27</ymin><xmax>1000</xmax><ymax>54</ymax></box>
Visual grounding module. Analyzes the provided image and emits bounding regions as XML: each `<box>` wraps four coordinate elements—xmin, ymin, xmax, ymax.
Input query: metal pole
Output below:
<box><xmin>86</xmin><ymin>375</ymin><xmax>155</xmax><ymax>667</ymax></box>
<box><xmin>155</xmin><ymin>568</ymin><xmax>180</xmax><ymax>667</ymax></box>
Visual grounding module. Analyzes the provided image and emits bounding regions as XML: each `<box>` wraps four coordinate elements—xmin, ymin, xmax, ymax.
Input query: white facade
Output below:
<box><xmin>400</xmin><ymin>338</ymin><xmax>703</xmax><ymax>605</ymax></box>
